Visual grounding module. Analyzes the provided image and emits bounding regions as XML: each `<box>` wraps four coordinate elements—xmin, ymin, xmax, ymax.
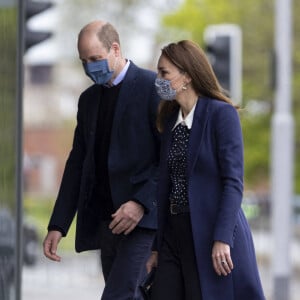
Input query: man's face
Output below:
<box><xmin>78</xmin><ymin>32</ymin><xmax>114</xmax><ymax>68</ymax></box>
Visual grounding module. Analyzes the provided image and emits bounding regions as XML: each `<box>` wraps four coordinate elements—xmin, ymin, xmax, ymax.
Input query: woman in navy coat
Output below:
<box><xmin>146</xmin><ymin>40</ymin><xmax>265</xmax><ymax>299</ymax></box>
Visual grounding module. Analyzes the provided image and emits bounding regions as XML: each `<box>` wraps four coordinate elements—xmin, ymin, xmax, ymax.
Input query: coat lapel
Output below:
<box><xmin>187</xmin><ymin>97</ymin><xmax>211</xmax><ymax>176</ymax></box>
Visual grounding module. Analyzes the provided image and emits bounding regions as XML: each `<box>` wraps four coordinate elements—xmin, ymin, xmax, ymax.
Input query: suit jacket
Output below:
<box><xmin>48</xmin><ymin>62</ymin><xmax>160</xmax><ymax>252</ymax></box>
<box><xmin>156</xmin><ymin>97</ymin><xmax>265</xmax><ymax>299</ymax></box>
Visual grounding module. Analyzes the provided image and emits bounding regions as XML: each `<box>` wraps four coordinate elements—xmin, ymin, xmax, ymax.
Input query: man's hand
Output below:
<box><xmin>43</xmin><ymin>230</ymin><xmax>63</xmax><ymax>262</ymax></box>
<box><xmin>109</xmin><ymin>200</ymin><xmax>144</xmax><ymax>235</ymax></box>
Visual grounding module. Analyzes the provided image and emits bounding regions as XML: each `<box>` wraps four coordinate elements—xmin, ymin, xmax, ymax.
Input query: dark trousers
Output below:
<box><xmin>99</xmin><ymin>221</ymin><xmax>155</xmax><ymax>300</ymax></box>
<box><xmin>151</xmin><ymin>214</ymin><xmax>202</xmax><ymax>300</ymax></box>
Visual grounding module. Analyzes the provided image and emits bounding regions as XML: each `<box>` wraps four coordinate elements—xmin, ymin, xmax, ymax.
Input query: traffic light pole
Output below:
<box><xmin>271</xmin><ymin>0</ymin><xmax>294</xmax><ymax>299</ymax></box>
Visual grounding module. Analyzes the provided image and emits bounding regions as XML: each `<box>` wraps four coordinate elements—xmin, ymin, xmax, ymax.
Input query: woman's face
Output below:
<box><xmin>157</xmin><ymin>55</ymin><xmax>184</xmax><ymax>89</ymax></box>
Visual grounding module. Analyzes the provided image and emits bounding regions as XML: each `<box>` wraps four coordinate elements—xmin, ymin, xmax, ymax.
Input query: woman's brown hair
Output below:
<box><xmin>156</xmin><ymin>40</ymin><xmax>236</xmax><ymax>132</ymax></box>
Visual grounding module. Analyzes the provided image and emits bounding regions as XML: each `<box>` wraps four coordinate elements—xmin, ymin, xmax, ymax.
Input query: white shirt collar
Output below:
<box><xmin>172</xmin><ymin>102</ymin><xmax>197</xmax><ymax>130</ymax></box>
<box><xmin>111</xmin><ymin>59</ymin><xmax>130</xmax><ymax>86</ymax></box>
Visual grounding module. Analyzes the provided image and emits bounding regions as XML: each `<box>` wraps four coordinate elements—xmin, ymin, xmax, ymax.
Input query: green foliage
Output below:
<box><xmin>0</xmin><ymin>8</ymin><xmax>18</xmax><ymax>208</ymax></box>
<box><xmin>240</xmin><ymin>112</ymin><xmax>271</xmax><ymax>190</ymax></box>
<box><xmin>159</xmin><ymin>0</ymin><xmax>300</xmax><ymax>192</ymax></box>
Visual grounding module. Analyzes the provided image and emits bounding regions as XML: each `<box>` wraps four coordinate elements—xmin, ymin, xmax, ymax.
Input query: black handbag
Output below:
<box><xmin>139</xmin><ymin>268</ymin><xmax>156</xmax><ymax>300</ymax></box>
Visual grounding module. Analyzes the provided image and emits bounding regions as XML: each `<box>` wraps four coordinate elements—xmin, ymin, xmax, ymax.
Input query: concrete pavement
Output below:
<box><xmin>22</xmin><ymin>232</ymin><xmax>300</xmax><ymax>300</ymax></box>
<box><xmin>22</xmin><ymin>250</ymin><xmax>104</xmax><ymax>300</ymax></box>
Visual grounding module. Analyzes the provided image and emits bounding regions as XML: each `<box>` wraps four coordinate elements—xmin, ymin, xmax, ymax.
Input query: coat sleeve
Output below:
<box><xmin>212</xmin><ymin>104</ymin><xmax>244</xmax><ymax>247</ymax></box>
<box><xmin>47</xmin><ymin>95</ymin><xmax>87</xmax><ymax>236</ymax></box>
<box><xmin>131</xmin><ymin>78</ymin><xmax>161</xmax><ymax>212</ymax></box>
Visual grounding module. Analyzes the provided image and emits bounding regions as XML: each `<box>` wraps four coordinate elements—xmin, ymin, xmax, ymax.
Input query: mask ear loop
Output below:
<box><xmin>112</xmin><ymin>56</ymin><xmax>119</xmax><ymax>72</ymax></box>
<box><xmin>172</xmin><ymin>70</ymin><xmax>188</xmax><ymax>93</ymax></box>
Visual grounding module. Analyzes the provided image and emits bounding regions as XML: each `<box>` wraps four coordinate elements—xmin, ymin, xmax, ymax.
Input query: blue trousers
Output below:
<box><xmin>99</xmin><ymin>221</ymin><xmax>155</xmax><ymax>300</ymax></box>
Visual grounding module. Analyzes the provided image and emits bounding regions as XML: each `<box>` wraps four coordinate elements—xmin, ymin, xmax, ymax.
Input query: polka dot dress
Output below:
<box><xmin>168</xmin><ymin>122</ymin><xmax>191</xmax><ymax>207</ymax></box>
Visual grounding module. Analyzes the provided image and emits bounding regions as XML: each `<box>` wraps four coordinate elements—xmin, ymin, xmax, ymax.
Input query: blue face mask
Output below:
<box><xmin>155</xmin><ymin>78</ymin><xmax>177</xmax><ymax>101</ymax></box>
<box><xmin>83</xmin><ymin>59</ymin><xmax>113</xmax><ymax>85</ymax></box>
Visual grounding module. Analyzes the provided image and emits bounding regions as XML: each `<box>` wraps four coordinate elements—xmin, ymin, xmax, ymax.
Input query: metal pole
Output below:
<box><xmin>271</xmin><ymin>0</ymin><xmax>293</xmax><ymax>299</ymax></box>
<box><xmin>16</xmin><ymin>0</ymin><xmax>25</xmax><ymax>299</ymax></box>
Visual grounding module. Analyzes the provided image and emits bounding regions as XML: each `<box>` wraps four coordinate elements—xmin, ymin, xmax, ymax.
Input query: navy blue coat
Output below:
<box><xmin>156</xmin><ymin>97</ymin><xmax>265</xmax><ymax>299</ymax></box>
<box><xmin>48</xmin><ymin>62</ymin><xmax>160</xmax><ymax>252</ymax></box>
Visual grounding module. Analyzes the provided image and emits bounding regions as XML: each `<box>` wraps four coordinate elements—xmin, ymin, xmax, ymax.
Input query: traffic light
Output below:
<box><xmin>204</xmin><ymin>24</ymin><xmax>242</xmax><ymax>104</ymax></box>
<box><xmin>24</xmin><ymin>0</ymin><xmax>53</xmax><ymax>51</ymax></box>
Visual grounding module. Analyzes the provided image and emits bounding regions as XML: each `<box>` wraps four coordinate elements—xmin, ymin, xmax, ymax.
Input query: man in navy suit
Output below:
<box><xmin>43</xmin><ymin>20</ymin><xmax>160</xmax><ymax>300</ymax></box>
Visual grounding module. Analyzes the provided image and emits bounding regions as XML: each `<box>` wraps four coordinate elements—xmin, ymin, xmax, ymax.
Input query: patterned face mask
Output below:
<box><xmin>83</xmin><ymin>59</ymin><xmax>114</xmax><ymax>85</ymax></box>
<box><xmin>154</xmin><ymin>78</ymin><xmax>177</xmax><ymax>101</ymax></box>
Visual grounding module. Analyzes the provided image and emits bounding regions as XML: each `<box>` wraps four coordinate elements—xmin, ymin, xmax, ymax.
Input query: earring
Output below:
<box><xmin>182</xmin><ymin>85</ymin><xmax>187</xmax><ymax>91</ymax></box>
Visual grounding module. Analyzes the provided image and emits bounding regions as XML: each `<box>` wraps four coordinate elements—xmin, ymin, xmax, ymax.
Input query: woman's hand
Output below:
<box><xmin>212</xmin><ymin>241</ymin><xmax>234</xmax><ymax>276</ymax></box>
<box><xmin>146</xmin><ymin>251</ymin><xmax>158</xmax><ymax>273</ymax></box>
